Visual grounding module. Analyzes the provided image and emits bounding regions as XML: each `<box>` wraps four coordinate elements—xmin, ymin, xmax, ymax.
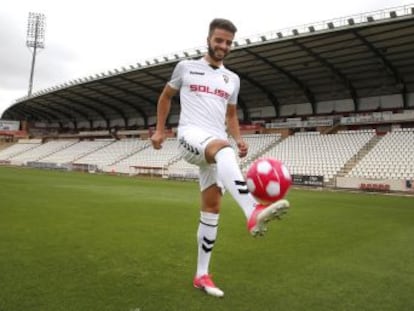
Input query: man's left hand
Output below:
<box><xmin>236</xmin><ymin>139</ymin><xmax>248</xmax><ymax>158</ymax></box>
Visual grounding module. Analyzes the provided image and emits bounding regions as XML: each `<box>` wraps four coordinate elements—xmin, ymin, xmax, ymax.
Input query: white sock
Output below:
<box><xmin>196</xmin><ymin>212</ymin><xmax>219</xmax><ymax>278</ymax></box>
<box><xmin>215</xmin><ymin>147</ymin><xmax>256</xmax><ymax>219</ymax></box>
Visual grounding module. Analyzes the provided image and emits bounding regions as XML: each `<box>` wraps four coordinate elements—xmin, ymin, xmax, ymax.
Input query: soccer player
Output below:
<box><xmin>150</xmin><ymin>18</ymin><xmax>290</xmax><ymax>298</ymax></box>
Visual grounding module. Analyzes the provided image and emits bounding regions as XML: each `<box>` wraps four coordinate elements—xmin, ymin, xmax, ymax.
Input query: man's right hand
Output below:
<box><xmin>150</xmin><ymin>130</ymin><xmax>165</xmax><ymax>149</ymax></box>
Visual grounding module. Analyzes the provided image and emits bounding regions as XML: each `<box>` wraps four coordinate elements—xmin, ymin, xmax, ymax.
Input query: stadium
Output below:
<box><xmin>1</xmin><ymin>5</ymin><xmax>413</xmax><ymax>311</ymax></box>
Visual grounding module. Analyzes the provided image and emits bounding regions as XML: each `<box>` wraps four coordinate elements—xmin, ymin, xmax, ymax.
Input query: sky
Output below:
<box><xmin>1</xmin><ymin>0</ymin><xmax>412</xmax><ymax>117</ymax></box>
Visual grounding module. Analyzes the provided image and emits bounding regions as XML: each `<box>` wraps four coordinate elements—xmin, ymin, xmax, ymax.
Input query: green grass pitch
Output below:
<box><xmin>0</xmin><ymin>166</ymin><xmax>413</xmax><ymax>311</ymax></box>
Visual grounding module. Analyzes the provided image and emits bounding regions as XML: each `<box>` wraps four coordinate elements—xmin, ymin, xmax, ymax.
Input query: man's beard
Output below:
<box><xmin>208</xmin><ymin>44</ymin><xmax>227</xmax><ymax>62</ymax></box>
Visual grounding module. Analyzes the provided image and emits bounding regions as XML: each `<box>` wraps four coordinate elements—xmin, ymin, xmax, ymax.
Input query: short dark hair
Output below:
<box><xmin>208</xmin><ymin>18</ymin><xmax>237</xmax><ymax>37</ymax></box>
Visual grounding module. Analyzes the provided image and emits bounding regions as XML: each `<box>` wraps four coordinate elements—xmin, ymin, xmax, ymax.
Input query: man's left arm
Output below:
<box><xmin>226</xmin><ymin>104</ymin><xmax>248</xmax><ymax>158</ymax></box>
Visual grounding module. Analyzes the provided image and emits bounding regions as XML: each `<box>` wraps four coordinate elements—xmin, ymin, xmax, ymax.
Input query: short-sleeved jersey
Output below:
<box><xmin>168</xmin><ymin>57</ymin><xmax>240</xmax><ymax>139</ymax></box>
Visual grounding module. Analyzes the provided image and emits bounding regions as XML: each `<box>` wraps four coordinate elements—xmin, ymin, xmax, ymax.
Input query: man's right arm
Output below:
<box><xmin>150</xmin><ymin>84</ymin><xmax>177</xmax><ymax>149</ymax></box>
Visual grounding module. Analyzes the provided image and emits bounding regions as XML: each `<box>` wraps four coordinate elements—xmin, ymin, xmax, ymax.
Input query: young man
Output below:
<box><xmin>150</xmin><ymin>18</ymin><xmax>290</xmax><ymax>297</ymax></box>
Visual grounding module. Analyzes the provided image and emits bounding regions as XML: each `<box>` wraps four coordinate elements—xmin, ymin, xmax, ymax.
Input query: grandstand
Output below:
<box><xmin>258</xmin><ymin>129</ymin><xmax>376</xmax><ymax>183</ymax></box>
<box><xmin>347</xmin><ymin>128</ymin><xmax>414</xmax><ymax>180</ymax></box>
<box><xmin>1</xmin><ymin>4</ymin><xmax>414</xmax><ymax>193</ymax></box>
<box><xmin>112</xmin><ymin>138</ymin><xmax>178</xmax><ymax>174</ymax></box>
<box><xmin>73</xmin><ymin>138</ymin><xmax>148</xmax><ymax>170</ymax></box>
<box><xmin>0</xmin><ymin>139</ymin><xmax>42</xmax><ymax>163</ymax></box>
<box><xmin>9</xmin><ymin>140</ymin><xmax>78</xmax><ymax>166</ymax></box>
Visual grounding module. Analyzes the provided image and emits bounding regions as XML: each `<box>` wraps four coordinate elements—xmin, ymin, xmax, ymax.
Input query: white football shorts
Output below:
<box><xmin>177</xmin><ymin>126</ymin><xmax>228</xmax><ymax>192</ymax></box>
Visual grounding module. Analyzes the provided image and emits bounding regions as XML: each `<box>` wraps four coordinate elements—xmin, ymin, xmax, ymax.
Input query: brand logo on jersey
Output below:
<box><xmin>190</xmin><ymin>71</ymin><xmax>205</xmax><ymax>75</ymax></box>
<box><xmin>223</xmin><ymin>74</ymin><xmax>229</xmax><ymax>84</ymax></box>
<box><xmin>189</xmin><ymin>84</ymin><xmax>230</xmax><ymax>99</ymax></box>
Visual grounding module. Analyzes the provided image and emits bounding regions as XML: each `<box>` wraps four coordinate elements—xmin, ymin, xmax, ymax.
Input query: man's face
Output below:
<box><xmin>207</xmin><ymin>28</ymin><xmax>234</xmax><ymax>62</ymax></box>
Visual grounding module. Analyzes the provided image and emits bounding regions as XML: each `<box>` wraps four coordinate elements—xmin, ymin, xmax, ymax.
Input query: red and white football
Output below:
<box><xmin>246</xmin><ymin>157</ymin><xmax>292</xmax><ymax>205</ymax></box>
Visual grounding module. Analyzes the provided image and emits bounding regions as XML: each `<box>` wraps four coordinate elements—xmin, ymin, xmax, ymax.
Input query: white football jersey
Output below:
<box><xmin>168</xmin><ymin>57</ymin><xmax>240</xmax><ymax>139</ymax></box>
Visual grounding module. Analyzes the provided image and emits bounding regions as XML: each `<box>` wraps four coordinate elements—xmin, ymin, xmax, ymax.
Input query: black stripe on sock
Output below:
<box><xmin>234</xmin><ymin>180</ymin><xmax>249</xmax><ymax>194</ymax></box>
<box><xmin>200</xmin><ymin>220</ymin><xmax>218</xmax><ymax>228</ymax></box>
<box><xmin>202</xmin><ymin>244</ymin><xmax>214</xmax><ymax>253</ymax></box>
<box><xmin>203</xmin><ymin>237</ymin><xmax>215</xmax><ymax>245</ymax></box>
<box><xmin>235</xmin><ymin>180</ymin><xmax>249</xmax><ymax>194</ymax></box>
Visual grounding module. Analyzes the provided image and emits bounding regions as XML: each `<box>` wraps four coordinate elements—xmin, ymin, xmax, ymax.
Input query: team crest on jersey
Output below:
<box><xmin>223</xmin><ymin>74</ymin><xmax>229</xmax><ymax>84</ymax></box>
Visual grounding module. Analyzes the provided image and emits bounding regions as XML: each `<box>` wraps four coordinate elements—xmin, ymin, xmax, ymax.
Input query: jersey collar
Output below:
<box><xmin>201</xmin><ymin>56</ymin><xmax>224</xmax><ymax>70</ymax></box>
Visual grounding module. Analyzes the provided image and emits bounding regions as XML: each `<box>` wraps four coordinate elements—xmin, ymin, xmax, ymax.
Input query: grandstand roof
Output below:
<box><xmin>2</xmin><ymin>6</ymin><xmax>414</xmax><ymax>128</ymax></box>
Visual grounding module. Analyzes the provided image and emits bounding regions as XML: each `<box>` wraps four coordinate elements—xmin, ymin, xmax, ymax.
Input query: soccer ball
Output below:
<box><xmin>246</xmin><ymin>157</ymin><xmax>292</xmax><ymax>205</ymax></box>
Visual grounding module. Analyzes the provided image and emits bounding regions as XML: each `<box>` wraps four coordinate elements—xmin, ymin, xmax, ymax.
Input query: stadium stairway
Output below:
<box><xmin>321</xmin><ymin>123</ymin><xmax>344</xmax><ymax>135</ymax></box>
<box><xmin>106</xmin><ymin>141</ymin><xmax>151</xmax><ymax>167</ymax></box>
<box><xmin>0</xmin><ymin>141</ymin><xmax>41</xmax><ymax>161</ymax></box>
<box><xmin>240</xmin><ymin>135</ymin><xmax>286</xmax><ymax>172</ymax></box>
<box><xmin>161</xmin><ymin>154</ymin><xmax>186</xmax><ymax>178</ymax></box>
<box><xmin>70</xmin><ymin>140</ymin><xmax>116</xmax><ymax>163</ymax></box>
<box><xmin>36</xmin><ymin>140</ymin><xmax>79</xmax><ymax>162</ymax></box>
<box><xmin>332</xmin><ymin>134</ymin><xmax>383</xmax><ymax>181</ymax></box>
<box><xmin>0</xmin><ymin>142</ymin><xmax>14</xmax><ymax>151</ymax></box>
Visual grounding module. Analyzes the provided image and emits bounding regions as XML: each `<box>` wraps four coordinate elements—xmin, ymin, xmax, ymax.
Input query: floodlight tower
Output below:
<box><xmin>26</xmin><ymin>12</ymin><xmax>46</xmax><ymax>97</ymax></box>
